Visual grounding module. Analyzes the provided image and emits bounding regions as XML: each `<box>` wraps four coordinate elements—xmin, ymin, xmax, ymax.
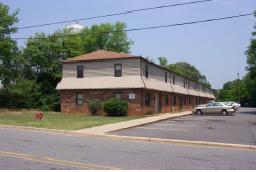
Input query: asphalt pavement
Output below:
<box><xmin>112</xmin><ymin>108</ymin><xmax>256</xmax><ymax>145</ymax></box>
<box><xmin>0</xmin><ymin>125</ymin><xmax>256</xmax><ymax>169</ymax></box>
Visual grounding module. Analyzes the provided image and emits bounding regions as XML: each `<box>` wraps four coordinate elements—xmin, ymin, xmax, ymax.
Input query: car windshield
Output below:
<box><xmin>206</xmin><ymin>103</ymin><xmax>214</xmax><ymax>107</ymax></box>
<box><xmin>213</xmin><ymin>103</ymin><xmax>223</xmax><ymax>106</ymax></box>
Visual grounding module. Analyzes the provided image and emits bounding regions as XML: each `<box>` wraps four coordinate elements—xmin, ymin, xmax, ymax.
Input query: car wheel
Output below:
<box><xmin>222</xmin><ymin>110</ymin><xmax>228</xmax><ymax>116</ymax></box>
<box><xmin>196</xmin><ymin>110</ymin><xmax>202</xmax><ymax>115</ymax></box>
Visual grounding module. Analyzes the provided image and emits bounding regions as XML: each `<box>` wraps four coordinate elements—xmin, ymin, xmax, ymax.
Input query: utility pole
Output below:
<box><xmin>237</xmin><ymin>73</ymin><xmax>240</xmax><ymax>103</ymax></box>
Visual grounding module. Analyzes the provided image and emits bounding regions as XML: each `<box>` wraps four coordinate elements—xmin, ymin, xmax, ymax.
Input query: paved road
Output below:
<box><xmin>112</xmin><ymin>108</ymin><xmax>256</xmax><ymax>145</ymax></box>
<box><xmin>0</xmin><ymin>127</ymin><xmax>256</xmax><ymax>169</ymax></box>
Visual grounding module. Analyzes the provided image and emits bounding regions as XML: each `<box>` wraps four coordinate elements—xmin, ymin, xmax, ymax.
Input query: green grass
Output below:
<box><xmin>0</xmin><ymin>110</ymin><xmax>141</xmax><ymax>130</ymax></box>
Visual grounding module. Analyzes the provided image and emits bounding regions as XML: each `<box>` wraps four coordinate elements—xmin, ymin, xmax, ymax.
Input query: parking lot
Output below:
<box><xmin>111</xmin><ymin>108</ymin><xmax>256</xmax><ymax>145</ymax></box>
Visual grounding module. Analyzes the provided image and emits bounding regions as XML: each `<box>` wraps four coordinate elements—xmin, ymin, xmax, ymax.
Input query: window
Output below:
<box><xmin>165</xmin><ymin>95</ymin><xmax>169</xmax><ymax>105</ymax></box>
<box><xmin>178</xmin><ymin>96</ymin><xmax>181</xmax><ymax>106</ymax></box>
<box><xmin>76</xmin><ymin>92</ymin><xmax>83</xmax><ymax>105</ymax></box>
<box><xmin>173</xmin><ymin>75</ymin><xmax>175</xmax><ymax>85</ymax></box>
<box><xmin>114</xmin><ymin>92</ymin><xmax>122</xmax><ymax>99</ymax></box>
<box><xmin>145</xmin><ymin>65</ymin><xmax>149</xmax><ymax>78</ymax></box>
<box><xmin>145</xmin><ymin>93</ymin><xmax>151</xmax><ymax>106</ymax></box>
<box><xmin>77</xmin><ymin>65</ymin><xmax>84</xmax><ymax>78</ymax></box>
<box><xmin>114</xmin><ymin>64</ymin><xmax>122</xmax><ymax>77</ymax></box>
<box><xmin>165</xmin><ymin>72</ymin><xmax>167</xmax><ymax>83</ymax></box>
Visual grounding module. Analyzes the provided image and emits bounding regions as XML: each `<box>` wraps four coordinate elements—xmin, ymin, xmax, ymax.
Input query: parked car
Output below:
<box><xmin>224</xmin><ymin>101</ymin><xmax>241</xmax><ymax>112</ymax></box>
<box><xmin>193</xmin><ymin>102</ymin><xmax>235</xmax><ymax>115</ymax></box>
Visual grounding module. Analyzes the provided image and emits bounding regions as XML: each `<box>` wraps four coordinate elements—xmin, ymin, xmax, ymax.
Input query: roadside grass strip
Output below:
<box><xmin>0</xmin><ymin>110</ymin><xmax>140</xmax><ymax>130</ymax></box>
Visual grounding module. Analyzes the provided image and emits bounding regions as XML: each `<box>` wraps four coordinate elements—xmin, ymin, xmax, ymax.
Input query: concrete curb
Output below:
<box><xmin>99</xmin><ymin>134</ymin><xmax>256</xmax><ymax>150</ymax></box>
<box><xmin>75</xmin><ymin>111</ymin><xmax>191</xmax><ymax>134</ymax></box>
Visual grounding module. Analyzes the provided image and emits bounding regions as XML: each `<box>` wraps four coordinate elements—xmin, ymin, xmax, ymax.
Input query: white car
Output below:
<box><xmin>193</xmin><ymin>102</ymin><xmax>235</xmax><ymax>115</ymax></box>
<box><xmin>225</xmin><ymin>101</ymin><xmax>241</xmax><ymax>111</ymax></box>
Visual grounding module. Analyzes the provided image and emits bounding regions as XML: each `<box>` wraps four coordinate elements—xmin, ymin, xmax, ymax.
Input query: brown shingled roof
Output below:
<box><xmin>63</xmin><ymin>50</ymin><xmax>137</xmax><ymax>62</ymax></box>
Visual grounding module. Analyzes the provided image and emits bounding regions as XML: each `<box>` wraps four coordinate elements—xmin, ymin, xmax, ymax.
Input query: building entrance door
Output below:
<box><xmin>155</xmin><ymin>93</ymin><xmax>162</xmax><ymax>113</ymax></box>
<box><xmin>179</xmin><ymin>96</ymin><xmax>183</xmax><ymax>110</ymax></box>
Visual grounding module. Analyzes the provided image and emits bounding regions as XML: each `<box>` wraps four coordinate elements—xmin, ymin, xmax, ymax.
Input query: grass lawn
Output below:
<box><xmin>0</xmin><ymin>110</ymin><xmax>142</xmax><ymax>130</ymax></box>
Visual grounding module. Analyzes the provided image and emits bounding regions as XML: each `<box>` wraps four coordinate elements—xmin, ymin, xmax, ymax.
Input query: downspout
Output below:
<box><xmin>169</xmin><ymin>73</ymin><xmax>175</xmax><ymax>112</ymax></box>
<box><xmin>139</xmin><ymin>57</ymin><xmax>147</xmax><ymax>115</ymax></box>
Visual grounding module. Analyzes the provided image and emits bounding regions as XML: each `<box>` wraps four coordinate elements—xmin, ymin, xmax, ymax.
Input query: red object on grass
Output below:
<box><xmin>34</xmin><ymin>112</ymin><xmax>44</xmax><ymax>120</ymax></box>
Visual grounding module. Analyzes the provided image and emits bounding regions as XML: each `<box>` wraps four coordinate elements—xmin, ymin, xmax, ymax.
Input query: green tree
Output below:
<box><xmin>167</xmin><ymin>62</ymin><xmax>211</xmax><ymax>88</ymax></box>
<box><xmin>0</xmin><ymin>2</ymin><xmax>21</xmax><ymax>87</ymax></box>
<box><xmin>245</xmin><ymin>11</ymin><xmax>256</xmax><ymax>106</ymax></box>
<box><xmin>217</xmin><ymin>78</ymin><xmax>249</xmax><ymax>106</ymax></box>
<box><xmin>21</xmin><ymin>22</ymin><xmax>133</xmax><ymax>111</ymax></box>
<box><xmin>22</xmin><ymin>33</ymin><xmax>68</xmax><ymax>110</ymax></box>
<box><xmin>80</xmin><ymin>22</ymin><xmax>133</xmax><ymax>54</ymax></box>
<box><xmin>158</xmin><ymin>56</ymin><xmax>168</xmax><ymax>66</ymax></box>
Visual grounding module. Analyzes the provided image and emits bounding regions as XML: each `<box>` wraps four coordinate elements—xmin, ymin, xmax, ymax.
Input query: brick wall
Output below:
<box><xmin>60</xmin><ymin>89</ymin><xmax>210</xmax><ymax>115</ymax></box>
<box><xmin>60</xmin><ymin>89</ymin><xmax>142</xmax><ymax>115</ymax></box>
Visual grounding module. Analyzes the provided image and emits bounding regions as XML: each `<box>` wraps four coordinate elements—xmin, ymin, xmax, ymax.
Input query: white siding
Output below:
<box><xmin>141</xmin><ymin>59</ymin><xmax>168</xmax><ymax>82</ymax></box>
<box><xmin>60</xmin><ymin>57</ymin><xmax>215</xmax><ymax>99</ymax></box>
<box><xmin>174</xmin><ymin>75</ymin><xmax>185</xmax><ymax>88</ymax></box>
<box><xmin>63</xmin><ymin>58</ymin><xmax>140</xmax><ymax>78</ymax></box>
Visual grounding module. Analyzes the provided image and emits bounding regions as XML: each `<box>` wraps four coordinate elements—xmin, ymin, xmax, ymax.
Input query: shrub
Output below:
<box><xmin>88</xmin><ymin>99</ymin><xmax>102</xmax><ymax>115</ymax></box>
<box><xmin>39</xmin><ymin>93</ymin><xmax>60</xmax><ymax>112</ymax></box>
<box><xmin>0</xmin><ymin>79</ymin><xmax>41</xmax><ymax>109</ymax></box>
<box><xmin>103</xmin><ymin>98</ymin><xmax>128</xmax><ymax>116</ymax></box>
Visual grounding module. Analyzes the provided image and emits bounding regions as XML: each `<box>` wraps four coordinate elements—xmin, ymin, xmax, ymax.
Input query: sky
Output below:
<box><xmin>1</xmin><ymin>0</ymin><xmax>256</xmax><ymax>89</ymax></box>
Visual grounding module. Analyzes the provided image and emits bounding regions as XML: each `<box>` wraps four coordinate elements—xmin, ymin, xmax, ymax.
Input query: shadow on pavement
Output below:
<box><xmin>239</xmin><ymin>108</ymin><xmax>256</xmax><ymax>115</ymax></box>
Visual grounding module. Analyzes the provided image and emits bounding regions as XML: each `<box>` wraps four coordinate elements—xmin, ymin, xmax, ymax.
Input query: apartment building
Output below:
<box><xmin>56</xmin><ymin>50</ymin><xmax>215</xmax><ymax>115</ymax></box>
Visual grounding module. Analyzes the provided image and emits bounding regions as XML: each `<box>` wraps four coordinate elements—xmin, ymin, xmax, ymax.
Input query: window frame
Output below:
<box><xmin>114</xmin><ymin>64</ymin><xmax>122</xmax><ymax>77</ymax></box>
<box><xmin>165</xmin><ymin>72</ymin><xmax>167</xmax><ymax>83</ymax></box>
<box><xmin>76</xmin><ymin>65</ymin><xmax>84</xmax><ymax>78</ymax></box>
<box><xmin>114</xmin><ymin>92</ymin><xmax>122</xmax><ymax>99</ymax></box>
<box><xmin>76</xmin><ymin>92</ymin><xmax>83</xmax><ymax>105</ymax></box>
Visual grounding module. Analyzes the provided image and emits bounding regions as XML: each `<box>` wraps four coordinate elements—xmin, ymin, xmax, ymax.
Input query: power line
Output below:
<box><xmin>17</xmin><ymin>0</ymin><xmax>213</xmax><ymax>30</ymax></box>
<box><xmin>11</xmin><ymin>13</ymin><xmax>253</xmax><ymax>40</ymax></box>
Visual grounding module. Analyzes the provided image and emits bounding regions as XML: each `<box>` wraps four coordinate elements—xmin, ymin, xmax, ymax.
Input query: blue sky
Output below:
<box><xmin>2</xmin><ymin>0</ymin><xmax>256</xmax><ymax>89</ymax></box>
